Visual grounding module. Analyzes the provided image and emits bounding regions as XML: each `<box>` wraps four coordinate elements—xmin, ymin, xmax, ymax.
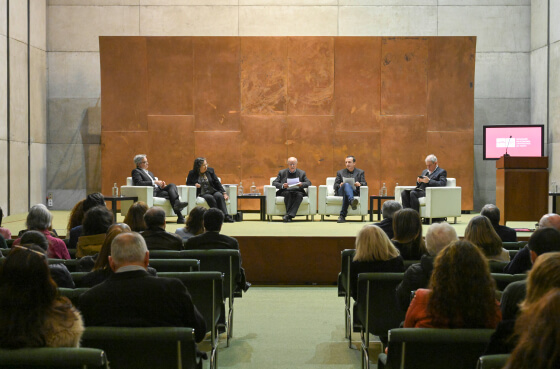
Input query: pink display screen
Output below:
<box><xmin>483</xmin><ymin>125</ymin><xmax>544</xmax><ymax>160</ymax></box>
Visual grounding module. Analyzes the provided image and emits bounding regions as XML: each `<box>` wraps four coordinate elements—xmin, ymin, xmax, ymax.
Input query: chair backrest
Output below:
<box><xmin>82</xmin><ymin>327</ymin><xmax>202</xmax><ymax>369</ymax></box>
<box><xmin>338</xmin><ymin>249</ymin><xmax>355</xmax><ymax>299</ymax></box>
<box><xmin>326</xmin><ymin>177</ymin><xmax>336</xmax><ymax>196</ymax></box>
<box><xmin>147</xmin><ymin>250</ymin><xmax>186</xmax><ymax>259</ymax></box>
<box><xmin>446</xmin><ymin>178</ymin><xmax>456</xmax><ymax>187</ymax></box>
<box><xmin>70</xmin><ymin>272</ymin><xmax>89</xmax><ymax>288</ymax></box>
<box><xmin>0</xmin><ymin>347</ymin><xmax>108</xmax><ymax>369</ymax></box>
<box><xmin>59</xmin><ymin>287</ymin><xmax>90</xmax><ymax>306</ymax></box>
<box><xmin>477</xmin><ymin>354</ymin><xmax>511</xmax><ymax>369</ymax></box>
<box><xmin>502</xmin><ymin>241</ymin><xmax>527</xmax><ymax>250</ymax></box>
<box><xmin>48</xmin><ymin>258</ymin><xmax>81</xmax><ymax>272</ymax></box>
<box><xmin>127</xmin><ymin>177</ymin><xmax>133</xmax><ymax>186</ymax></box>
<box><xmin>148</xmin><ymin>259</ymin><xmax>200</xmax><ymax>272</ymax></box>
<box><xmin>491</xmin><ymin>273</ymin><xmax>527</xmax><ymax>291</ymax></box>
<box><xmin>488</xmin><ymin>260</ymin><xmax>509</xmax><ymax>273</ymax></box>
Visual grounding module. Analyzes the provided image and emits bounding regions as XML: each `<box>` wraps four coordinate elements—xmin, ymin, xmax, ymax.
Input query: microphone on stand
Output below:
<box><xmin>504</xmin><ymin>135</ymin><xmax>512</xmax><ymax>157</ymax></box>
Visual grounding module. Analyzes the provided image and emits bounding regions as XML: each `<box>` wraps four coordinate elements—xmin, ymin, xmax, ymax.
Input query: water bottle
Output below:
<box><xmin>238</xmin><ymin>182</ymin><xmax>244</xmax><ymax>196</ymax></box>
<box><xmin>112</xmin><ymin>182</ymin><xmax>119</xmax><ymax>197</ymax></box>
<box><xmin>381</xmin><ymin>183</ymin><xmax>387</xmax><ymax>197</ymax></box>
<box><xmin>250</xmin><ymin>182</ymin><xmax>257</xmax><ymax>194</ymax></box>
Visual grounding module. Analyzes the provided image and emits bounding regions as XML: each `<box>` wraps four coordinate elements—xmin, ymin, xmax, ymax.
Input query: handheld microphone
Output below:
<box><xmin>504</xmin><ymin>135</ymin><xmax>512</xmax><ymax>157</ymax></box>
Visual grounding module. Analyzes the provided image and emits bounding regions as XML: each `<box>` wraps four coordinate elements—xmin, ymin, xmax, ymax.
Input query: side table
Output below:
<box><xmin>104</xmin><ymin>196</ymin><xmax>138</xmax><ymax>222</ymax></box>
<box><xmin>237</xmin><ymin>195</ymin><xmax>266</xmax><ymax>221</ymax></box>
<box><xmin>369</xmin><ymin>195</ymin><xmax>396</xmax><ymax>222</ymax></box>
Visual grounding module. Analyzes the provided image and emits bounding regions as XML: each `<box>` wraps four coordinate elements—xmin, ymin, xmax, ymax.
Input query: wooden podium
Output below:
<box><xmin>496</xmin><ymin>156</ymin><xmax>548</xmax><ymax>225</ymax></box>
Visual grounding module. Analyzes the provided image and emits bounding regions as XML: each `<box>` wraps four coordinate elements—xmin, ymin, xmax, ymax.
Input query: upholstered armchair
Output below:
<box><xmin>318</xmin><ymin>177</ymin><xmax>369</xmax><ymax>221</ymax></box>
<box><xmin>185</xmin><ymin>179</ymin><xmax>237</xmax><ymax>216</ymax></box>
<box><xmin>264</xmin><ymin>177</ymin><xmax>317</xmax><ymax>221</ymax></box>
<box><xmin>394</xmin><ymin>178</ymin><xmax>462</xmax><ymax>224</ymax></box>
<box><xmin>120</xmin><ymin>177</ymin><xmax>189</xmax><ymax>217</ymax></box>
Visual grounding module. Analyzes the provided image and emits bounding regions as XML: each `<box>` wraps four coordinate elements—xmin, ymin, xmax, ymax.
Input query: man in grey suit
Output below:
<box><xmin>272</xmin><ymin>157</ymin><xmax>312</xmax><ymax>223</ymax></box>
<box><xmin>401</xmin><ymin>154</ymin><xmax>447</xmax><ymax>213</ymax></box>
<box><xmin>334</xmin><ymin>156</ymin><xmax>367</xmax><ymax>223</ymax></box>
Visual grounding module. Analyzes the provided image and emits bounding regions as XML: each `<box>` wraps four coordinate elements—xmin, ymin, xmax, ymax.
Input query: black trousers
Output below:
<box><xmin>278</xmin><ymin>190</ymin><xmax>305</xmax><ymax>218</ymax></box>
<box><xmin>155</xmin><ymin>183</ymin><xmax>183</xmax><ymax>217</ymax></box>
<box><xmin>401</xmin><ymin>188</ymin><xmax>425</xmax><ymax>213</ymax></box>
<box><xmin>201</xmin><ymin>191</ymin><xmax>229</xmax><ymax>216</ymax></box>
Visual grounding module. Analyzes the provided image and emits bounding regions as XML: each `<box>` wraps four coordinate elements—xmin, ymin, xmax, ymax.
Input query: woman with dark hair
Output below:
<box><xmin>0</xmin><ymin>247</ymin><xmax>83</xmax><ymax>348</ymax></box>
<box><xmin>66</xmin><ymin>199</ymin><xmax>85</xmax><ymax>238</ymax></box>
<box><xmin>391</xmin><ymin>208</ymin><xmax>427</xmax><ymax>260</ymax></box>
<box><xmin>76</xmin><ymin>205</ymin><xmax>114</xmax><ymax>258</ymax></box>
<box><xmin>404</xmin><ymin>240</ymin><xmax>501</xmax><ymax>328</ymax></box>
<box><xmin>123</xmin><ymin>201</ymin><xmax>149</xmax><ymax>232</ymax></box>
<box><xmin>68</xmin><ymin>193</ymin><xmax>106</xmax><ymax>249</ymax></box>
<box><xmin>464</xmin><ymin>215</ymin><xmax>509</xmax><ymax>262</ymax></box>
<box><xmin>186</xmin><ymin>157</ymin><xmax>234</xmax><ymax>223</ymax></box>
<box><xmin>175</xmin><ymin>206</ymin><xmax>207</xmax><ymax>240</ymax></box>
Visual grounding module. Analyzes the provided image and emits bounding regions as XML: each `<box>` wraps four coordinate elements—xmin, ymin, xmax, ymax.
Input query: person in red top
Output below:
<box><xmin>405</xmin><ymin>240</ymin><xmax>501</xmax><ymax>329</ymax></box>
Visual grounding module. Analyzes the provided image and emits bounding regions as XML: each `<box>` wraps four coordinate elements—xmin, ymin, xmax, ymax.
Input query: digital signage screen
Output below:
<box><xmin>483</xmin><ymin>125</ymin><xmax>544</xmax><ymax>160</ymax></box>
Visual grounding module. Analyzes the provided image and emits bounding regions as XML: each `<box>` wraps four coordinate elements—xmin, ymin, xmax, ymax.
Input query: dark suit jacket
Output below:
<box><xmin>416</xmin><ymin>166</ymin><xmax>447</xmax><ymax>191</ymax></box>
<box><xmin>132</xmin><ymin>168</ymin><xmax>159</xmax><ymax>196</ymax></box>
<box><xmin>350</xmin><ymin>256</ymin><xmax>405</xmax><ymax>300</ymax></box>
<box><xmin>334</xmin><ymin>168</ymin><xmax>366</xmax><ymax>192</ymax></box>
<box><xmin>272</xmin><ymin>168</ymin><xmax>311</xmax><ymax>195</ymax></box>
<box><xmin>186</xmin><ymin>168</ymin><xmax>226</xmax><ymax>197</ymax></box>
<box><xmin>141</xmin><ymin>227</ymin><xmax>183</xmax><ymax>251</ymax></box>
<box><xmin>374</xmin><ymin>218</ymin><xmax>394</xmax><ymax>239</ymax></box>
<box><xmin>184</xmin><ymin>231</ymin><xmax>239</xmax><ymax>250</ymax></box>
<box><xmin>78</xmin><ymin>269</ymin><xmax>207</xmax><ymax>342</ymax></box>
<box><xmin>494</xmin><ymin>224</ymin><xmax>518</xmax><ymax>242</ymax></box>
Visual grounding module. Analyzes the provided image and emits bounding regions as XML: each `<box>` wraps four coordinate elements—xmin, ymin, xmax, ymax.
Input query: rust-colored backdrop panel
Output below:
<box><xmin>100</xmin><ymin>36</ymin><xmax>475</xmax><ymax>210</ymax></box>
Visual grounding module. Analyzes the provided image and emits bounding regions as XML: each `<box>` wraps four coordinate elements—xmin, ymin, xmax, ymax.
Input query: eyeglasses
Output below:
<box><xmin>12</xmin><ymin>244</ymin><xmax>47</xmax><ymax>258</ymax></box>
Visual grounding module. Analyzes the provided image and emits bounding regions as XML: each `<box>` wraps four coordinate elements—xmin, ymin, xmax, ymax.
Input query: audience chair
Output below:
<box><xmin>148</xmin><ymin>259</ymin><xmax>200</xmax><ymax>272</ymax></box>
<box><xmin>502</xmin><ymin>241</ymin><xmax>527</xmax><ymax>250</ymax></box>
<box><xmin>0</xmin><ymin>347</ymin><xmax>108</xmax><ymax>369</ymax></box>
<box><xmin>185</xmin><ymin>179</ymin><xmax>237</xmax><ymax>216</ymax></box>
<box><xmin>508</xmin><ymin>249</ymin><xmax>519</xmax><ymax>259</ymax></box>
<box><xmin>318</xmin><ymin>177</ymin><xmax>369</xmax><ymax>221</ymax></box>
<box><xmin>59</xmin><ymin>287</ymin><xmax>90</xmax><ymax>306</ymax></box>
<box><xmin>477</xmin><ymin>354</ymin><xmax>511</xmax><ymax>369</ymax></box>
<box><xmin>337</xmin><ymin>249</ymin><xmax>355</xmax><ymax>347</ymax></box>
<box><xmin>147</xmin><ymin>250</ymin><xmax>187</xmax><ymax>259</ymax></box>
<box><xmin>264</xmin><ymin>177</ymin><xmax>317</xmax><ymax>221</ymax></box>
<box><xmin>120</xmin><ymin>177</ymin><xmax>189</xmax><ymax>217</ymax></box>
<box><xmin>394</xmin><ymin>178</ymin><xmax>461</xmax><ymax>224</ymax></box>
<box><xmin>82</xmin><ymin>327</ymin><xmax>203</xmax><ymax>369</ymax></box>
<box><xmin>491</xmin><ymin>273</ymin><xmax>526</xmax><ymax>291</ymax></box>
<box><xmin>48</xmin><ymin>258</ymin><xmax>80</xmax><ymax>272</ymax></box>
<box><xmin>377</xmin><ymin>328</ymin><xmax>495</xmax><ymax>369</ymax></box>
<box><xmin>488</xmin><ymin>260</ymin><xmax>509</xmax><ymax>273</ymax></box>
<box><xmin>70</xmin><ymin>272</ymin><xmax>88</xmax><ymax>288</ymax></box>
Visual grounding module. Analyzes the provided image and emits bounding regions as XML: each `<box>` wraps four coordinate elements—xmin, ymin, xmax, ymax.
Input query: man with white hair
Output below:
<box><xmin>374</xmin><ymin>200</ymin><xmax>402</xmax><ymax>239</ymax></box>
<box><xmin>272</xmin><ymin>157</ymin><xmax>312</xmax><ymax>223</ymax></box>
<box><xmin>78</xmin><ymin>232</ymin><xmax>206</xmax><ymax>343</ymax></box>
<box><xmin>401</xmin><ymin>154</ymin><xmax>447</xmax><ymax>213</ymax></box>
<box><xmin>395</xmin><ymin>222</ymin><xmax>457</xmax><ymax>311</ymax></box>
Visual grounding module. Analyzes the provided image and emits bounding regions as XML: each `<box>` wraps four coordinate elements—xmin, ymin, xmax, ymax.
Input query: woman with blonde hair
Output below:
<box><xmin>392</xmin><ymin>208</ymin><xmax>427</xmax><ymax>260</ymax></box>
<box><xmin>350</xmin><ymin>225</ymin><xmax>405</xmax><ymax>299</ymax></box>
<box><xmin>123</xmin><ymin>201</ymin><xmax>149</xmax><ymax>232</ymax></box>
<box><xmin>464</xmin><ymin>215</ymin><xmax>509</xmax><ymax>261</ymax></box>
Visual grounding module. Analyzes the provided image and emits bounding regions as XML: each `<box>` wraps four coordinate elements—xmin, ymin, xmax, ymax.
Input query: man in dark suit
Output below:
<box><xmin>141</xmin><ymin>207</ymin><xmax>183</xmax><ymax>251</ymax></box>
<box><xmin>78</xmin><ymin>232</ymin><xmax>207</xmax><ymax>343</ymax></box>
<box><xmin>374</xmin><ymin>200</ymin><xmax>402</xmax><ymax>239</ymax></box>
<box><xmin>480</xmin><ymin>204</ymin><xmax>517</xmax><ymax>242</ymax></box>
<box><xmin>334</xmin><ymin>156</ymin><xmax>367</xmax><ymax>223</ymax></box>
<box><xmin>132</xmin><ymin>154</ymin><xmax>188</xmax><ymax>224</ymax></box>
<box><xmin>272</xmin><ymin>157</ymin><xmax>312</xmax><ymax>223</ymax></box>
<box><xmin>401</xmin><ymin>154</ymin><xmax>447</xmax><ymax>213</ymax></box>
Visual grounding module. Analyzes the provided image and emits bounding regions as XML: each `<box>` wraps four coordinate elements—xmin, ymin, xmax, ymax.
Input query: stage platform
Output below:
<box><xmin>3</xmin><ymin>211</ymin><xmax>536</xmax><ymax>285</ymax></box>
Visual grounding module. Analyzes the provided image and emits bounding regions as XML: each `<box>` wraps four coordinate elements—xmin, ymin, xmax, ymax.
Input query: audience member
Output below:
<box><xmin>68</xmin><ymin>193</ymin><xmax>106</xmax><ymax>249</ymax></box>
<box><xmin>141</xmin><ymin>207</ymin><xmax>183</xmax><ymax>251</ymax></box>
<box><xmin>123</xmin><ymin>201</ymin><xmax>148</xmax><ymax>232</ymax></box>
<box><xmin>13</xmin><ymin>204</ymin><xmax>70</xmax><ymax>260</ymax></box>
<box><xmin>504</xmin><ymin>226</ymin><xmax>560</xmax><ymax>274</ymax></box>
<box><xmin>0</xmin><ymin>246</ymin><xmax>83</xmax><ymax>348</ymax></box>
<box><xmin>0</xmin><ymin>206</ymin><xmax>12</xmax><ymax>240</ymax></box>
<box><xmin>374</xmin><ymin>200</ymin><xmax>401</xmax><ymax>239</ymax></box>
<box><xmin>77</xmin><ymin>223</ymin><xmax>132</xmax><ymax>273</ymax></box>
<box><xmin>480</xmin><ymin>204</ymin><xmax>517</xmax><ymax>242</ymax></box>
<box><xmin>404</xmin><ymin>240</ymin><xmax>501</xmax><ymax>328</ymax></box>
<box><xmin>391</xmin><ymin>208</ymin><xmax>427</xmax><ymax>260</ymax></box>
<box><xmin>395</xmin><ymin>222</ymin><xmax>458</xmax><ymax>312</ymax></box>
<box><xmin>76</xmin><ymin>205</ymin><xmax>113</xmax><ymax>258</ymax></box>
<box><xmin>464</xmin><ymin>215</ymin><xmax>509</xmax><ymax>261</ymax></box>
<box><xmin>538</xmin><ymin>213</ymin><xmax>560</xmax><ymax>229</ymax></box>
<box><xmin>66</xmin><ymin>200</ymin><xmax>85</xmax><ymax>239</ymax></box>
<box><xmin>350</xmin><ymin>225</ymin><xmax>404</xmax><ymax>300</ymax></box>
<box><xmin>175</xmin><ymin>206</ymin><xmax>207</xmax><ymax>240</ymax></box>
<box><xmin>78</xmin><ymin>232</ymin><xmax>206</xmax><ymax>342</ymax></box>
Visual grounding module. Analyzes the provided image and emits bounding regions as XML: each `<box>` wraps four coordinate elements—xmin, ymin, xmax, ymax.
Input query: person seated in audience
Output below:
<box><xmin>175</xmin><ymin>206</ymin><xmax>207</xmax><ymax>240</ymax></box>
<box><xmin>19</xmin><ymin>231</ymin><xmax>74</xmax><ymax>288</ymax></box>
<box><xmin>68</xmin><ymin>193</ymin><xmax>106</xmax><ymax>249</ymax></box>
<box><xmin>373</xmin><ymin>200</ymin><xmax>401</xmax><ymax>239</ymax></box>
<box><xmin>123</xmin><ymin>201</ymin><xmax>148</xmax><ymax>232</ymax></box>
<box><xmin>464</xmin><ymin>215</ymin><xmax>510</xmax><ymax>262</ymax></box>
<box><xmin>404</xmin><ymin>240</ymin><xmax>501</xmax><ymax>328</ymax></box>
<box><xmin>78</xmin><ymin>232</ymin><xmax>206</xmax><ymax>342</ymax></box>
<box><xmin>480</xmin><ymin>204</ymin><xmax>517</xmax><ymax>242</ymax></box>
<box><xmin>503</xmin><ymin>288</ymin><xmax>560</xmax><ymax>369</ymax></box>
<box><xmin>66</xmin><ymin>199</ymin><xmax>85</xmax><ymax>240</ymax></box>
<box><xmin>350</xmin><ymin>225</ymin><xmax>404</xmax><ymax>300</ymax></box>
<box><xmin>76</xmin><ymin>205</ymin><xmax>113</xmax><ymax>258</ymax></box>
<box><xmin>13</xmin><ymin>204</ymin><xmax>70</xmax><ymax>260</ymax></box>
<box><xmin>391</xmin><ymin>208</ymin><xmax>427</xmax><ymax>260</ymax></box>
<box><xmin>0</xmin><ymin>206</ymin><xmax>12</xmax><ymax>240</ymax></box>
<box><xmin>141</xmin><ymin>207</ymin><xmax>183</xmax><ymax>251</ymax></box>
<box><xmin>395</xmin><ymin>222</ymin><xmax>458</xmax><ymax>312</ymax></box>
<box><xmin>538</xmin><ymin>213</ymin><xmax>560</xmax><ymax>229</ymax></box>
<box><xmin>77</xmin><ymin>223</ymin><xmax>131</xmax><ymax>273</ymax></box>
<box><xmin>0</xmin><ymin>246</ymin><xmax>83</xmax><ymax>348</ymax></box>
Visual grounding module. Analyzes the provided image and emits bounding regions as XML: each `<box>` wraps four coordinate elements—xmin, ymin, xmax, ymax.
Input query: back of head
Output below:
<box><xmin>82</xmin><ymin>205</ymin><xmax>114</xmax><ymax>236</ymax></box>
<box><xmin>83</xmin><ymin>193</ymin><xmax>105</xmax><ymax>213</ymax></box>
<box><xmin>186</xmin><ymin>206</ymin><xmax>207</xmax><ymax>234</ymax></box>
<box><xmin>192</xmin><ymin>157</ymin><xmax>206</xmax><ymax>174</ymax></box>
<box><xmin>382</xmin><ymin>200</ymin><xmax>402</xmax><ymax>220</ymax></box>
<box><xmin>93</xmin><ymin>226</ymin><xmax>131</xmax><ymax>271</ymax></box>
<box><xmin>0</xmin><ymin>206</ymin><xmax>4</xmax><ymax>226</ymax></box>
<box><xmin>480</xmin><ymin>204</ymin><xmax>500</xmax><ymax>226</ymax></box>
<box><xmin>123</xmin><ymin>201</ymin><xmax>149</xmax><ymax>232</ymax></box>
<box><xmin>538</xmin><ymin>213</ymin><xmax>560</xmax><ymax>231</ymax></box>
<box><xmin>204</xmin><ymin>208</ymin><xmax>224</xmax><ymax>232</ymax></box>
<box><xmin>26</xmin><ymin>204</ymin><xmax>52</xmax><ymax>231</ymax></box>
<box><xmin>392</xmin><ymin>208</ymin><xmax>422</xmax><ymax>243</ymax></box>
<box><xmin>528</xmin><ymin>227</ymin><xmax>560</xmax><ymax>256</ymax></box>
<box><xmin>110</xmin><ymin>232</ymin><xmax>148</xmax><ymax>268</ymax></box>
<box><xmin>354</xmin><ymin>225</ymin><xmax>399</xmax><ymax>262</ymax></box>
<box><xmin>66</xmin><ymin>199</ymin><xmax>85</xmax><ymax>234</ymax></box>
<box><xmin>522</xmin><ymin>252</ymin><xmax>560</xmax><ymax>309</ymax></box>
<box><xmin>144</xmin><ymin>207</ymin><xmax>166</xmax><ymax>229</ymax></box>
<box><xmin>425</xmin><ymin>222</ymin><xmax>458</xmax><ymax>256</ymax></box>
<box><xmin>20</xmin><ymin>230</ymin><xmax>49</xmax><ymax>252</ymax></box>
<box><xmin>464</xmin><ymin>215</ymin><xmax>503</xmax><ymax>257</ymax></box>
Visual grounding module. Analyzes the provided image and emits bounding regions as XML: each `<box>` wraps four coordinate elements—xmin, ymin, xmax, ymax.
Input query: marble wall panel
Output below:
<box><xmin>339</xmin><ymin>0</ymin><xmax>435</xmax><ymax>4</ymax></box>
<box><xmin>474</xmin><ymin>98</ymin><xmax>531</xmax><ymax>144</ymax></box>
<box><xmin>428</xmin><ymin>37</ymin><xmax>476</xmax><ymax>132</ymax></box>
<box><xmin>531</xmin><ymin>47</ymin><xmax>548</xmax><ymax>129</ymax></box>
<box><xmin>550</xmin><ymin>143</ymin><xmax>560</xmax><ymax>194</ymax></box>
<box><xmin>381</xmin><ymin>37</ymin><xmax>428</xmax><ymax>116</ymax></box>
<box><xmin>50</xmin><ymin>0</ymin><xmax>139</xmax><ymax>4</ymax></box>
<box><xmin>194</xmin><ymin>37</ymin><xmax>240</xmax><ymax>131</ymax></box>
<box><xmin>0</xmin><ymin>140</ymin><xmax>7</xmax><ymax>210</ymax></box>
<box><xmin>240</xmin><ymin>37</ymin><xmax>287</xmax><ymax>115</ymax></box>
<box><xmin>240</xmin><ymin>0</ymin><xmax>335</xmax><ymax>4</ymax></box>
<box><xmin>47</xmin><ymin>143</ymin><xmax>87</xmax><ymax>190</ymax></box>
<box><xmin>30</xmin><ymin>0</ymin><xmax>46</xmax><ymax>51</ymax></box>
<box><xmin>30</xmin><ymin>143</ymin><xmax>47</xmax><ymax>206</ymax></box>
<box><xmin>440</xmin><ymin>0</ymin><xmax>528</xmax><ymax>4</ymax></box>
<box><xmin>287</xmin><ymin>37</ymin><xmax>334</xmax><ymax>116</ymax></box>
<box><xmin>8</xmin><ymin>0</ymin><xmax>27</xmax><ymax>44</ymax></box>
<box><xmin>9</xmin><ymin>141</ymin><xmax>29</xmax><ymax>214</ymax></box>
<box><xmin>531</xmin><ymin>0</ymin><xmax>548</xmax><ymax>50</ymax></box>
<box><xmin>475</xmin><ymin>53</ymin><xmax>530</xmax><ymax>99</ymax></box>
<box><xmin>239</xmin><ymin>6</ymin><xmax>338</xmax><ymax>36</ymax></box>
<box><xmin>30</xmin><ymin>47</ymin><xmax>47</xmax><ymax>144</ymax></box>
<box><xmin>9</xmin><ymin>39</ymin><xmax>28</xmax><ymax>143</ymax></box>
<box><xmin>147</xmin><ymin>37</ymin><xmax>193</xmax><ymax>116</ymax></box>
<box><xmin>552</xmin><ymin>0</ymin><xmax>560</xmax><ymax>44</ymax></box>
<box><xmin>193</xmin><ymin>131</ymin><xmax>242</xmax><ymax>185</ymax></box>
<box><xmin>0</xmin><ymin>0</ymin><xmax>6</xmax><ymax>37</ymax></box>
<box><xmin>550</xmin><ymin>42</ymin><xmax>560</xmax><ymax>143</ymax></box>
<box><xmin>140</xmin><ymin>6</ymin><xmax>238</xmax><ymax>36</ymax></box>
<box><xmin>100</xmin><ymin>132</ymin><xmax>148</xmax><ymax>192</ymax></box>
<box><xmin>99</xmin><ymin>37</ymin><xmax>147</xmax><ymax>131</ymax></box>
<box><xmin>142</xmin><ymin>0</ymin><xmax>235</xmax><ymax>4</ymax></box>
<box><xmin>48</xmin><ymin>98</ymin><xmax>100</xmax><ymax>145</ymax></box>
<box><xmin>334</xmin><ymin>37</ymin><xmax>381</xmax><ymax>132</ymax></box>
<box><xmin>85</xmin><ymin>143</ymin><xmax>102</xmax><ymax>194</ymax></box>
<box><xmin>339</xmin><ymin>6</ymin><xmax>437</xmax><ymax>36</ymax></box>
<box><xmin>47</xmin><ymin>6</ymin><xmax>139</xmax><ymax>52</ymax></box>
<box><xmin>48</xmin><ymin>52</ymin><xmax>101</xmax><ymax>98</ymax></box>
<box><xmin>473</xmin><ymin>145</ymin><xmax>497</xmax><ymax>210</ymax></box>
<box><xmin>438</xmin><ymin>6</ymin><xmax>530</xmax><ymax>53</ymax></box>
<box><xmin>0</xmin><ymin>36</ymin><xmax>6</xmax><ymax>140</ymax></box>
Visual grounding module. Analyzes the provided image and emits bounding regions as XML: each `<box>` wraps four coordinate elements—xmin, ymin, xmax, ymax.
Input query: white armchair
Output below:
<box><xmin>120</xmin><ymin>177</ymin><xmax>189</xmax><ymax>217</ymax></box>
<box><xmin>318</xmin><ymin>177</ymin><xmax>369</xmax><ymax>221</ymax></box>
<box><xmin>264</xmin><ymin>177</ymin><xmax>317</xmax><ymax>221</ymax></box>
<box><xmin>185</xmin><ymin>179</ymin><xmax>237</xmax><ymax>216</ymax></box>
<box><xmin>394</xmin><ymin>178</ymin><xmax>462</xmax><ymax>224</ymax></box>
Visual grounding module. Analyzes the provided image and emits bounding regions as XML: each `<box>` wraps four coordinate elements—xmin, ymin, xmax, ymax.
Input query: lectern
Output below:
<box><xmin>496</xmin><ymin>156</ymin><xmax>548</xmax><ymax>225</ymax></box>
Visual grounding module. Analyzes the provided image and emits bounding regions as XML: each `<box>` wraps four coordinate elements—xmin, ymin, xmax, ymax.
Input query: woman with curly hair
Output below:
<box><xmin>464</xmin><ymin>215</ymin><xmax>509</xmax><ymax>261</ymax></box>
<box><xmin>175</xmin><ymin>206</ymin><xmax>207</xmax><ymax>240</ymax></box>
<box><xmin>391</xmin><ymin>208</ymin><xmax>427</xmax><ymax>260</ymax></box>
<box><xmin>66</xmin><ymin>199</ymin><xmax>85</xmax><ymax>238</ymax></box>
<box><xmin>123</xmin><ymin>201</ymin><xmax>149</xmax><ymax>232</ymax></box>
<box><xmin>404</xmin><ymin>240</ymin><xmax>501</xmax><ymax>328</ymax></box>
<box><xmin>0</xmin><ymin>246</ymin><xmax>83</xmax><ymax>348</ymax></box>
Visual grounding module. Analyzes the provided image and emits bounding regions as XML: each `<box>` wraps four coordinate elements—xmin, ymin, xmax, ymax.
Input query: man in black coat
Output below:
<box><xmin>78</xmin><ymin>232</ymin><xmax>206</xmax><ymax>343</ymax></box>
<box><xmin>334</xmin><ymin>156</ymin><xmax>367</xmax><ymax>223</ymax></box>
<box><xmin>374</xmin><ymin>200</ymin><xmax>402</xmax><ymax>239</ymax></box>
<box><xmin>132</xmin><ymin>154</ymin><xmax>188</xmax><ymax>224</ymax></box>
<box><xmin>401</xmin><ymin>154</ymin><xmax>447</xmax><ymax>213</ymax></box>
<box><xmin>140</xmin><ymin>207</ymin><xmax>183</xmax><ymax>251</ymax></box>
<box><xmin>272</xmin><ymin>157</ymin><xmax>312</xmax><ymax>222</ymax></box>
<box><xmin>480</xmin><ymin>204</ymin><xmax>517</xmax><ymax>242</ymax></box>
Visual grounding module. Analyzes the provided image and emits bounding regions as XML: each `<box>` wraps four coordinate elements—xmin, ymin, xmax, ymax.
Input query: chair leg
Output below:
<box><xmin>306</xmin><ymin>215</ymin><xmax>309</xmax><ymax>221</ymax></box>
<box><xmin>454</xmin><ymin>216</ymin><xmax>457</xmax><ymax>224</ymax></box>
<box><xmin>361</xmin><ymin>215</ymin><xmax>364</xmax><ymax>222</ymax></box>
<box><xmin>321</xmin><ymin>215</ymin><xmax>324</xmax><ymax>221</ymax></box>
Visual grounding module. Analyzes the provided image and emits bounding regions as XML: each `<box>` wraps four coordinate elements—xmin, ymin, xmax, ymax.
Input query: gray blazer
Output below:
<box><xmin>334</xmin><ymin>168</ymin><xmax>367</xmax><ymax>192</ymax></box>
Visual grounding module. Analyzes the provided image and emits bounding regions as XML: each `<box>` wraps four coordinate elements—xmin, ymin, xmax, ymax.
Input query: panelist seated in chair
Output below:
<box><xmin>272</xmin><ymin>157</ymin><xmax>312</xmax><ymax>223</ymax></box>
<box><xmin>334</xmin><ymin>155</ymin><xmax>367</xmax><ymax>223</ymax></box>
<box><xmin>141</xmin><ymin>207</ymin><xmax>183</xmax><ymax>251</ymax></box>
<box><xmin>132</xmin><ymin>154</ymin><xmax>188</xmax><ymax>224</ymax></box>
<box><xmin>401</xmin><ymin>154</ymin><xmax>447</xmax><ymax>213</ymax></box>
<box><xmin>186</xmin><ymin>157</ymin><xmax>234</xmax><ymax>223</ymax></box>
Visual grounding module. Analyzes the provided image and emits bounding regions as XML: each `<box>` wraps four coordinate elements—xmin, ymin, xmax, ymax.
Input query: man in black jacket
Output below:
<box><xmin>272</xmin><ymin>157</ymin><xmax>312</xmax><ymax>223</ymax></box>
<box><xmin>480</xmin><ymin>204</ymin><xmax>517</xmax><ymax>242</ymax></box>
<box><xmin>401</xmin><ymin>154</ymin><xmax>447</xmax><ymax>213</ymax></box>
<box><xmin>334</xmin><ymin>156</ymin><xmax>367</xmax><ymax>223</ymax></box>
<box><xmin>374</xmin><ymin>200</ymin><xmax>402</xmax><ymax>239</ymax></box>
<box><xmin>141</xmin><ymin>207</ymin><xmax>183</xmax><ymax>251</ymax></box>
